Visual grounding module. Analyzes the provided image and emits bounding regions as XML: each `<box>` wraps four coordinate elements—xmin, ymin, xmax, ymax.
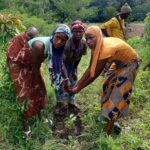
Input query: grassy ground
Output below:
<box><xmin>0</xmin><ymin>37</ymin><xmax>150</xmax><ymax>150</ymax></box>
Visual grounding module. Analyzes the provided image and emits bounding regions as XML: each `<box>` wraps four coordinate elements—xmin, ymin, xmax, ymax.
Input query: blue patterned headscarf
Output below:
<box><xmin>53</xmin><ymin>24</ymin><xmax>71</xmax><ymax>38</ymax></box>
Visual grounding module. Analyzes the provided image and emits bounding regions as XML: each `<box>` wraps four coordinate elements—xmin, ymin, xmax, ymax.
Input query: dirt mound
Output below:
<box><xmin>52</xmin><ymin>103</ymin><xmax>83</xmax><ymax>139</ymax></box>
<box><xmin>126</xmin><ymin>24</ymin><xmax>145</xmax><ymax>38</ymax></box>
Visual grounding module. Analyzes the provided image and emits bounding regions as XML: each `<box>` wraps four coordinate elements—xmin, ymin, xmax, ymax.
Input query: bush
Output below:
<box><xmin>19</xmin><ymin>13</ymin><xmax>56</xmax><ymax>36</ymax></box>
<box><xmin>144</xmin><ymin>13</ymin><xmax>150</xmax><ymax>44</ymax></box>
<box><xmin>103</xmin><ymin>6</ymin><xmax>117</xmax><ymax>20</ymax></box>
<box><xmin>0</xmin><ymin>13</ymin><xmax>26</xmax><ymax>44</ymax></box>
<box><xmin>0</xmin><ymin>10</ymin><xmax>57</xmax><ymax>36</ymax></box>
<box><xmin>131</xmin><ymin>2</ymin><xmax>150</xmax><ymax>22</ymax></box>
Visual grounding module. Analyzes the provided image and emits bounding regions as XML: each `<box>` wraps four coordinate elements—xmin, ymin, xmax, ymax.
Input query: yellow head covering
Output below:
<box><xmin>85</xmin><ymin>26</ymin><xmax>103</xmax><ymax>77</ymax></box>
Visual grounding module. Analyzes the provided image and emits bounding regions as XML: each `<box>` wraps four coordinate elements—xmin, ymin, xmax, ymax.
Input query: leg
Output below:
<box><xmin>22</xmin><ymin>113</ymin><xmax>31</xmax><ymax>139</ymax></box>
<box><xmin>22</xmin><ymin>114</ymin><xmax>29</xmax><ymax>132</ymax></box>
<box><xmin>143</xmin><ymin>61</ymin><xmax>150</xmax><ymax>70</ymax></box>
<box><xmin>105</xmin><ymin>119</ymin><xmax>115</xmax><ymax>135</ymax></box>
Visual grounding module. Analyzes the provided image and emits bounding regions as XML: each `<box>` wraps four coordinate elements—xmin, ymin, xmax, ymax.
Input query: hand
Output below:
<box><xmin>61</xmin><ymin>78</ymin><xmax>71</xmax><ymax>92</ymax></box>
<box><xmin>66</xmin><ymin>79</ymin><xmax>71</xmax><ymax>90</ymax></box>
<box><xmin>70</xmin><ymin>85</ymin><xmax>79</xmax><ymax>94</ymax></box>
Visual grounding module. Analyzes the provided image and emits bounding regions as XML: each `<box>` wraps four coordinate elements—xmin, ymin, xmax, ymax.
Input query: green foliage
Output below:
<box><xmin>49</xmin><ymin>0</ymin><xmax>98</xmax><ymax>23</ymax></box>
<box><xmin>65</xmin><ymin>114</ymin><xmax>77</xmax><ymax>128</ymax></box>
<box><xmin>0</xmin><ymin>14</ymin><xmax>55</xmax><ymax>149</ymax></box>
<box><xmin>0</xmin><ymin>0</ymin><xmax>150</xmax><ymax>22</ymax></box>
<box><xmin>0</xmin><ymin>0</ymin><xmax>98</xmax><ymax>23</ymax></box>
<box><xmin>0</xmin><ymin>1</ymin><xmax>150</xmax><ymax>148</ymax></box>
<box><xmin>103</xmin><ymin>6</ymin><xmax>117</xmax><ymax>20</ymax></box>
<box><xmin>19</xmin><ymin>13</ymin><xmax>56</xmax><ymax>36</ymax></box>
<box><xmin>77</xmin><ymin>6</ymin><xmax>98</xmax><ymax>22</ymax></box>
<box><xmin>93</xmin><ymin>135</ymin><xmax>120</xmax><ymax>150</ymax></box>
<box><xmin>0</xmin><ymin>19</ymin><xmax>18</xmax><ymax>102</ymax></box>
<box><xmin>144</xmin><ymin>14</ymin><xmax>150</xmax><ymax>44</ymax></box>
<box><xmin>131</xmin><ymin>1</ymin><xmax>150</xmax><ymax>22</ymax></box>
<box><xmin>0</xmin><ymin>63</ymin><xmax>16</xmax><ymax>102</ymax></box>
<box><xmin>0</xmin><ymin>13</ymin><xmax>26</xmax><ymax>43</ymax></box>
<box><xmin>17</xmin><ymin>0</ymin><xmax>51</xmax><ymax>18</ymax></box>
<box><xmin>0</xmin><ymin>29</ymin><xmax>150</xmax><ymax>149</ymax></box>
<box><xmin>128</xmin><ymin>36</ymin><xmax>149</xmax><ymax>59</ymax></box>
<box><xmin>1</xmin><ymin>10</ymin><xmax>57</xmax><ymax>36</ymax></box>
<box><xmin>120</xmin><ymin>102</ymin><xmax>150</xmax><ymax>150</ymax></box>
<box><xmin>132</xmin><ymin>71</ymin><xmax>150</xmax><ymax>105</ymax></box>
<box><xmin>0</xmin><ymin>0</ymin><xmax>53</xmax><ymax>21</ymax></box>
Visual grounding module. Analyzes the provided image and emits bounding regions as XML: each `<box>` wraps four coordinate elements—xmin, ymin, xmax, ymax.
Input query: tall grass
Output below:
<box><xmin>0</xmin><ymin>36</ymin><xmax>150</xmax><ymax>149</ymax></box>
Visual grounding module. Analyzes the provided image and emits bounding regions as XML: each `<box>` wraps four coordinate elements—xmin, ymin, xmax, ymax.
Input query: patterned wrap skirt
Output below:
<box><xmin>101</xmin><ymin>60</ymin><xmax>140</xmax><ymax>120</ymax></box>
<box><xmin>9</xmin><ymin>62</ymin><xmax>48</xmax><ymax>118</ymax></box>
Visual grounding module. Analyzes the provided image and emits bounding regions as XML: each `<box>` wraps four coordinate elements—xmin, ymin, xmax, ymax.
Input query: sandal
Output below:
<box><xmin>23</xmin><ymin>126</ymin><xmax>31</xmax><ymax>140</ymax></box>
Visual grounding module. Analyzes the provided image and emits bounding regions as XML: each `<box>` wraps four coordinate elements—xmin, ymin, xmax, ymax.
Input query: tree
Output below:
<box><xmin>0</xmin><ymin>0</ymin><xmax>150</xmax><ymax>23</ymax></box>
<box><xmin>144</xmin><ymin>13</ymin><xmax>150</xmax><ymax>43</ymax></box>
<box><xmin>0</xmin><ymin>13</ymin><xmax>26</xmax><ymax>44</ymax></box>
<box><xmin>17</xmin><ymin>0</ymin><xmax>54</xmax><ymax>20</ymax></box>
<box><xmin>103</xmin><ymin>6</ymin><xmax>117</xmax><ymax>20</ymax></box>
<box><xmin>49</xmin><ymin>0</ymin><xmax>98</xmax><ymax>23</ymax></box>
<box><xmin>132</xmin><ymin>2</ymin><xmax>150</xmax><ymax>21</ymax></box>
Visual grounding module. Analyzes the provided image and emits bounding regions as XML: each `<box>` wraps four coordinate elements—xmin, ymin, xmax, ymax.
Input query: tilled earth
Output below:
<box><xmin>52</xmin><ymin>103</ymin><xmax>83</xmax><ymax>139</ymax></box>
<box><xmin>126</xmin><ymin>24</ymin><xmax>145</xmax><ymax>38</ymax></box>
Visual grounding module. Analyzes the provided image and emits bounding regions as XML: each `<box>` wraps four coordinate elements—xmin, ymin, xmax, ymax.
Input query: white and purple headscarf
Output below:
<box><xmin>48</xmin><ymin>24</ymin><xmax>71</xmax><ymax>90</ymax></box>
<box><xmin>53</xmin><ymin>24</ymin><xmax>71</xmax><ymax>38</ymax></box>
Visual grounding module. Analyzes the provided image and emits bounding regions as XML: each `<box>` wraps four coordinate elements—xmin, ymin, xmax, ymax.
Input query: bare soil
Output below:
<box><xmin>126</xmin><ymin>24</ymin><xmax>145</xmax><ymax>38</ymax></box>
<box><xmin>52</xmin><ymin>103</ymin><xmax>83</xmax><ymax>139</ymax></box>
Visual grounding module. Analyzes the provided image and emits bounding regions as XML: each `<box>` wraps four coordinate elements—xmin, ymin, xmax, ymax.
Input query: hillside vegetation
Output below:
<box><xmin>0</xmin><ymin>10</ymin><xmax>150</xmax><ymax>150</ymax></box>
<box><xmin>0</xmin><ymin>37</ymin><xmax>150</xmax><ymax>150</ymax></box>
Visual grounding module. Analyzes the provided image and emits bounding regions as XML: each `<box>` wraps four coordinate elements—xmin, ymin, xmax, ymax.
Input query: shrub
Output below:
<box><xmin>0</xmin><ymin>13</ymin><xmax>26</xmax><ymax>44</ymax></box>
<box><xmin>0</xmin><ymin>10</ymin><xmax>57</xmax><ymax>36</ymax></box>
<box><xmin>144</xmin><ymin>13</ymin><xmax>150</xmax><ymax>44</ymax></box>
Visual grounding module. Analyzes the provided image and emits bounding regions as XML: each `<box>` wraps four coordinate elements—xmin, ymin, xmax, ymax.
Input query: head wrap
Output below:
<box><xmin>120</xmin><ymin>3</ymin><xmax>132</xmax><ymax>14</ymax></box>
<box><xmin>85</xmin><ymin>26</ymin><xmax>103</xmax><ymax>77</ymax></box>
<box><xmin>53</xmin><ymin>24</ymin><xmax>71</xmax><ymax>38</ymax></box>
<box><xmin>71</xmin><ymin>20</ymin><xmax>85</xmax><ymax>31</ymax></box>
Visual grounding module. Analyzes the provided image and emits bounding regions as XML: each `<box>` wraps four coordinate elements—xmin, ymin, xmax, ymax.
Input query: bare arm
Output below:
<box><xmin>62</xmin><ymin>45</ymin><xmax>73</xmax><ymax>90</ymax></box>
<box><xmin>73</xmin><ymin>59</ymin><xmax>81</xmax><ymax>70</ymax></box>
<box><xmin>31</xmin><ymin>41</ymin><xmax>46</xmax><ymax>84</ymax></box>
<box><xmin>77</xmin><ymin>52</ymin><xmax>93</xmax><ymax>86</ymax></box>
<box><xmin>62</xmin><ymin>42</ymin><xmax>71</xmax><ymax>79</ymax></box>
<box><xmin>73</xmin><ymin>59</ymin><xmax>107</xmax><ymax>92</ymax></box>
<box><xmin>62</xmin><ymin>63</ymin><xmax>69</xmax><ymax>79</ymax></box>
<box><xmin>101</xmin><ymin>29</ymin><xmax>109</xmax><ymax>37</ymax></box>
